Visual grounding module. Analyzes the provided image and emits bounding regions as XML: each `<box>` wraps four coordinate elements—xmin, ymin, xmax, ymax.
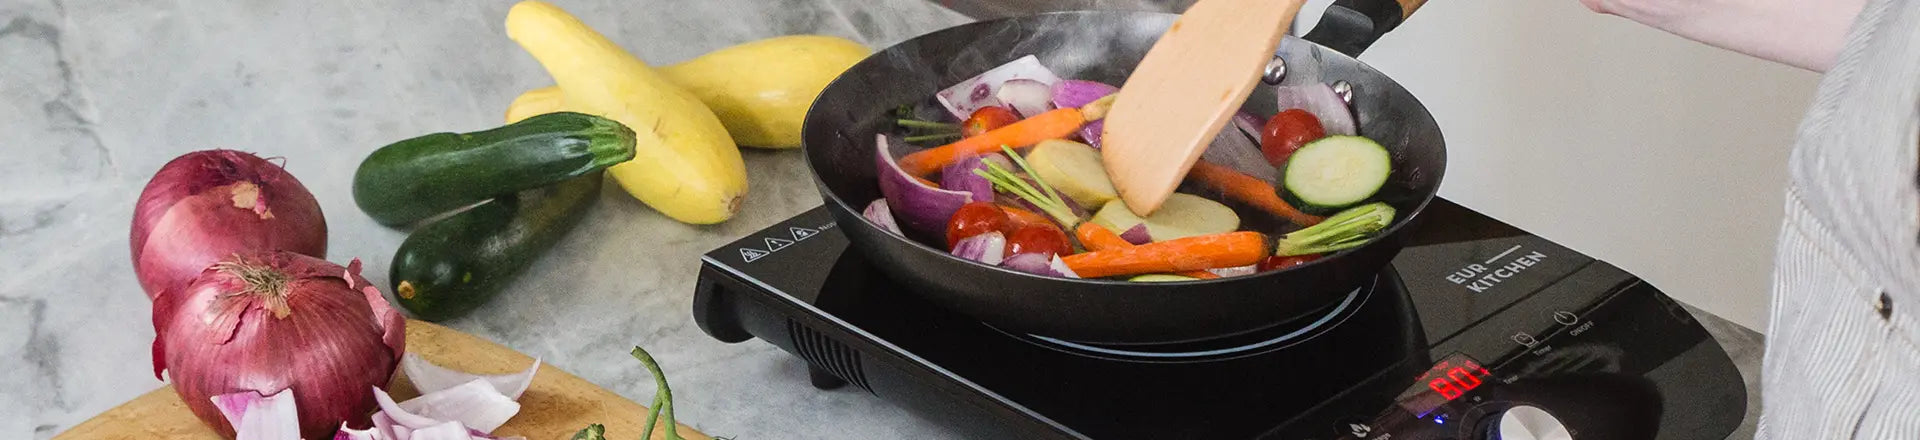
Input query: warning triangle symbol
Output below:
<box><xmin>764</xmin><ymin>237</ymin><xmax>795</xmax><ymax>252</ymax></box>
<box><xmin>739</xmin><ymin>247</ymin><xmax>770</xmax><ymax>263</ymax></box>
<box><xmin>789</xmin><ymin>226</ymin><xmax>819</xmax><ymax>240</ymax></box>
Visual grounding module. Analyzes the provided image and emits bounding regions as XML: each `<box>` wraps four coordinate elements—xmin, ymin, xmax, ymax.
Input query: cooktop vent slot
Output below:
<box><xmin>787</xmin><ymin>318</ymin><xmax>873</xmax><ymax>393</ymax></box>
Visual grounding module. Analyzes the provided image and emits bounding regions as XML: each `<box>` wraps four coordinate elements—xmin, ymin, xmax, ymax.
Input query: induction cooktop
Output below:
<box><xmin>693</xmin><ymin>197</ymin><xmax>1746</xmax><ymax>439</ymax></box>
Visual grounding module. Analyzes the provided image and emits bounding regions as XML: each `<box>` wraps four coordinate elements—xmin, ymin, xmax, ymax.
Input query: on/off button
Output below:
<box><xmin>1552</xmin><ymin>311</ymin><xmax>1579</xmax><ymax>326</ymax></box>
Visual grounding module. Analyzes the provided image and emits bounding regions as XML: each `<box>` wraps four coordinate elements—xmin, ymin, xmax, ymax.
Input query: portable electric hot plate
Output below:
<box><xmin>693</xmin><ymin>198</ymin><xmax>1747</xmax><ymax>439</ymax></box>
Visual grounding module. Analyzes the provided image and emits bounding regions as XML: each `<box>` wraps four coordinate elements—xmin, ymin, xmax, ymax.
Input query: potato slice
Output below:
<box><xmin>1025</xmin><ymin>139</ymin><xmax>1118</xmax><ymax>208</ymax></box>
<box><xmin>1091</xmin><ymin>193</ymin><xmax>1240</xmax><ymax>241</ymax></box>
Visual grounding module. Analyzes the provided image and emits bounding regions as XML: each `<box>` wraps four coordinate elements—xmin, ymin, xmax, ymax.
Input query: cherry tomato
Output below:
<box><xmin>1006</xmin><ymin>223</ymin><xmax>1073</xmax><ymax>258</ymax></box>
<box><xmin>1260</xmin><ymin>109</ymin><xmax>1326</xmax><ymax>166</ymax></box>
<box><xmin>962</xmin><ymin>106</ymin><xmax>1021</xmax><ymax>137</ymax></box>
<box><xmin>946</xmin><ymin>202</ymin><xmax>1012</xmax><ymax>249</ymax></box>
<box><xmin>1258</xmin><ymin>254</ymin><xmax>1322</xmax><ymax>271</ymax></box>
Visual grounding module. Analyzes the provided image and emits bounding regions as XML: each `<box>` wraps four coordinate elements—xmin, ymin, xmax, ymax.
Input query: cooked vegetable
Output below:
<box><xmin>1282</xmin><ymin>135</ymin><xmax>1391</xmax><ymax>210</ymax></box>
<box><xmin>876</xmin><ymin>135</ymin><xmax>975</xmax><ymax>238</ymax></box>
<box><xmin>1089</xmin><ymin>193</ymin><xmax>1240</xmax><ymax>242</ymax></box>
<box><xmin>1273</xmin><ymin>202</ymin><xmax>1395</xmax><ymax>256</ymax></box>
<box><xmin>951</xmin><ymin>231</ymin><xmax>1008</xmax><ymax>265</ymax></box>
<box><xmin>1000</xmin><ymin>205</ymin><xmax>1052</xmax><ymax>229</ymax></box>
<box><xmin>506</xmin><ymin>0</ymin><xmax>747</xmax><ymax>224</ymax></box>
<box><xmin>1261</xmin><ymin>109</ymin><xmax>1326</xmax><ymax>166</ymax></box>
<box><xmin>941</xmin><ymin>154</ymin><xmax>1007</xmax><ymax>202</ymax></box>
<box><xmin>961</xmin><ymin>107</ymin><xmax>1020</xmax><ymax>137</ymax></box>
<box><xmin>996</xmin><ymin>79</ymin><xmax>1054</xmax><ymax>118</ymax></box>
<box><xmin>897</xmin><ymin>95</ymin><xmax>1117</xmax><ymax>176</ymax></box>
<box><xmin>132</xmin><ymin>150</ymin><xmax>327</xmax><ymax>301</ymax></box>
<box><xmin>1061</xmin><ymin>231</ymin><xmax>1269</xmax><ymax>278</ymax></box>
<box><xmin>946</xmin><ymin>201</ymin><xmax>1011</xmax><ymax>248</ymax></box>
<box><xmin>1024</xmin><ymin>139</ymin><xmax>1119</xmax><ymax>208</ymax></box>
<box><xmin>1259</xmin><ymin>254</ymin><xmax>1322</xmax><ymax>271</ymax></box>
<box><xmin>935</xmin><ymin>54</ymin><xmax>1062</xmax><ymax>119</ymax></box>
<box><xmin>1006</xmin><ymin>223</ymin><xmax>1072</xmax><ymax>259</ymax></box>
<box><xmin>863</xmin><ymin>199</ymin><xmax>905</xmax><ymax>236</ymax></box>
<box><xmin>1275</xmin><ymin>83</ymin><xmax>1356</xmax><ymax>136</ymax></box>
<box><xmin>389</xmin><ymin>173</ymin><xmax>602</xmax><ymax>322</ymax></box>
<box><xmin>1119</xmin><ymin>223</ymin><xmax>1152</xmax><ymax>244</ymax></box>
<box><xmin>1050</xmin><ymin>80</ymin><xmax>1119</xmax><ymax>148</ymax></box>
<box><xmin>1072</xmin><ymin>221</ymin><xmax>1219</xmax><ymax>279</ymax></box>
<box><xmin>1001</xmin><ymin>253</ymin><xmax>1082</xmax><ymax>278</ymax></box>
<box><xmin>1130</xmin><ymin>274</ymin><xmax>1203</xmax><ymax>282</ymax></box>
<box><xmin>1186</xmin><ymin>161</ymin><xmax>1324</xmax><ymax>226</ymax></box>
<box><xmin>975</xmin><ymin>146</ymin><xmax>1084</xmax><ymax>226</ymax></box>
<box><xmin>351</xmin><ymin>112</ymin><xmax>634</xmax><ymax>226</ymax></box>
<box><xmin>153</xmin><ymin>251</ymin><xmax>405</xmax><ymax>440</ymax></box>
<box><xmin>1199</xmin><ymin>112</ymin><xmax>1282</xmax><ymax>184</ymax></box>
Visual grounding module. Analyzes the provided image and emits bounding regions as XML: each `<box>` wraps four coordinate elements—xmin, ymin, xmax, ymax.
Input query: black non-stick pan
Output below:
<box><xmin>801</xmin><ymin>0</ymin><xmax>1443</xmax><ymax>344</ymax></box>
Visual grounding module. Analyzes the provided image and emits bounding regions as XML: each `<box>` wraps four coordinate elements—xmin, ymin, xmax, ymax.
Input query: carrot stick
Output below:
<box><xmin>1062</xmin><ymin>230</ymin><xmax>1265</xmax><ymax>278</ymax></box>
<box><xmin>1186</xmin><ymin>161</ymin><xmax>1325</xmax><ymax>226</ymax></box>
<box><xmin>1072</xmin><ymin>223</ymin><xmax>1220</xmax><ymax>279</ymax></box>
<box><xmin>897</xmin><ymin>96</ymin><xmax>1117</xmax><ymax>176</ymax></box>
<box><xmin>1001</xmin><ymin>206</ymin><xmax>1052</xmax><ymax>228</ymax></box>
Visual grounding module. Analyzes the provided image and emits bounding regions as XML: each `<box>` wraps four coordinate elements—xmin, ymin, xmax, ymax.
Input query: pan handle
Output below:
<box><xmin>1299</xmin><ymin>0</ymin><xmax>1428</xmax><ymax>57</ymax></box>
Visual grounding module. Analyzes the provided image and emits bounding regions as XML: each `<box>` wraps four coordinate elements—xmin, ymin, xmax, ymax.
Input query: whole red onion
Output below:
<box><xmin>154</xmin><ymin>251</ymin><xmax>405</xmax><ymax>440</ymax></box>
<box><xmin>132</xmin><ymin>150</ymin><xmax>327</xmax><ymax>302</ymax></box>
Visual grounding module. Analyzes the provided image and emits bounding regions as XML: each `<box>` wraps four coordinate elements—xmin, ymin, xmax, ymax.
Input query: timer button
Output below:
<box><xmin>1487</xmin><ymin>405</ymin><xmax>1571</xmax><ymax>440</ymax></box>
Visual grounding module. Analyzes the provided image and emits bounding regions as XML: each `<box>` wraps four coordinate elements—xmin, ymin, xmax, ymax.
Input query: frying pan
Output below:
<box><xmin>800</xmin><ymin>0</ymin><xmax>1443</xmax><ymax>344</ymax></box>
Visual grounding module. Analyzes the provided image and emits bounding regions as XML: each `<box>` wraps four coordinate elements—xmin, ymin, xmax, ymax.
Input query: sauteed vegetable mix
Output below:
<box><xmin>862</xmin><ymin>55</ymin><xmax>1397</xmax><ymax>282</ymax></box>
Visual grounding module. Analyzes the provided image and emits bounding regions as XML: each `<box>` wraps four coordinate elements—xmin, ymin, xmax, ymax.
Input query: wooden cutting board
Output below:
<box><xmin>55</xmin><ymin>320</ymin><xmax>712</xmax><ymax>440</ymax></box>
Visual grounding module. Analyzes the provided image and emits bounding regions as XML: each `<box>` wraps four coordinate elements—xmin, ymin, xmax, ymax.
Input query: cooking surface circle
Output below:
<box><xmin>993</xmin><ymin>273</ymin><xmax>1381</xmax><ymax>363</ymax></box>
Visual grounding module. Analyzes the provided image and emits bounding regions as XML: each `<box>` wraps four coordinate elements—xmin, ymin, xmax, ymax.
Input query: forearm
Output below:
<box><xmin>1584</xmin><ymin>0</ymin><xmax>1867</xmax><ymax>72</ymax></box>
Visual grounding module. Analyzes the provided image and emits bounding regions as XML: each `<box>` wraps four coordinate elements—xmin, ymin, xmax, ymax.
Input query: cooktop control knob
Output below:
<box><xmin>1488</xmin><ymin>405</ymin><xmax>1572</xmax><ymax>440</ymax></box>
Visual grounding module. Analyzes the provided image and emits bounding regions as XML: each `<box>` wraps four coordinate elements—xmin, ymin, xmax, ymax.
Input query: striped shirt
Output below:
<box><xmin>1754</xmin><ymin>0</ymin><xmax>1920</xmax><ymax>438</ymax></box>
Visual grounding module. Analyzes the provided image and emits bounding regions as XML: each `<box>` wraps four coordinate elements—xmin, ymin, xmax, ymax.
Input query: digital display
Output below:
<box><xmin>1394</xmin><ymin>353</ymin><xmax>1492</xmax><ymax>417</ymax></box>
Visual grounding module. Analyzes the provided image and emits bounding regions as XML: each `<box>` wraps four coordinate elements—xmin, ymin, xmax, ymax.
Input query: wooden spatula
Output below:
<box><xmin>1101</xmin><ymin>0</ymin><xmax>1308</xmax><ymax>215</ymax></box>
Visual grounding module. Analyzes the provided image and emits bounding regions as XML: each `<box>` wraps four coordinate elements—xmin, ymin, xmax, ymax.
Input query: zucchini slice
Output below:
<box><xmin>1282</xmin><ymin>135</ymin><xmax>1391</xmax><ymax>209</ymax></box>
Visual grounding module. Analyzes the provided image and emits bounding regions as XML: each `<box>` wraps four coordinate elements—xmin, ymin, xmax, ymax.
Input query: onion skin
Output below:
<box><xmin>156</xmin><ymin>251</ymin><xmax>404</xmax><ymax>440</ymax></box>
<box><xmin>132</xmin><ymin>150</ymin><xmax>327</xmax><ymax>301</ymax></box>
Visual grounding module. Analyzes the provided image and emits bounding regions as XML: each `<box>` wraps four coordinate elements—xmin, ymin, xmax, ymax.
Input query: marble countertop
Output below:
<box><xmin>0</xmin><ymin>0</ymin><xmax>1762</xmax><ymax>438</ymax></box>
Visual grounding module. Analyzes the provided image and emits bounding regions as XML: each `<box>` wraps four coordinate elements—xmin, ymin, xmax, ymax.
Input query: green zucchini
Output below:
<box><xmin>1282</xmin><ymin>135</ymin><xmax>1392</xmax><ymax>211</ymax></box>
<box><xmin>389</xmin><ymin>173</ymin><xmax>603</xmax><ymax>321</ymax></box>
<box><xmin>353</xmin><ymin>111</ymin><xmax>634</xmax><ymax>226</ymax></box>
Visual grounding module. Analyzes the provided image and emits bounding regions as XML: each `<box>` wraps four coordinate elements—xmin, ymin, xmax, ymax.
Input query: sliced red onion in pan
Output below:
<box><xmin>862</xmin><ymin>199</ymin><xmax>905</xmax><ymax>236</ymax></box>
<box><xmin>1208</xmin><ymin>265</ymin><xmax>1258</xmax><ymax>278</ymax></box>
<box><xmin>1050</xmin><ymin>80</ymin><xmax>1119</xmax><ymax>148</ymax></box>
<box><xmin>401</xmin><ymin>353</ymin><xmax>541</xmax><ymax>400</ymax></box>
<box><xmin>1120</xmin><ymin>224</ymin><xmax>1152</xmax><ymax>245</ymax></box>
<box><xmin>875</xmin><ymin>134</ymin><xmax>973</xmax><ymax>239</ymax></box>
<box><xmin>950</xmin><ymin>231</ymin><xmax>1007</xmax><ymax>265</ymax></box>
<box><xmin>1199</xmin><ymin>113</ymin><xmax>1280</xmax><ymax>184</ymax></box>
<box><xmin>1049</xmin><ymin>255</ymin><xmax>1081</xmax><ymax>279</ymax></box>
<box><xmin>940</xmin><ymin>153</ymin><xmax>1007</xmax><ymax>202</ymax></box>
<box><xmin>1275</xmin><ymin>83</ymin><xmax>1357</xmax><ymax>136</ymax></box>
<box><xmin>934</xmin><ymin>55</ymin><xmax>1062</xmax><ymax>119</ymax></box>
<box><xmin>995</xmin><ymin>79</ymin><xmax>1055</xmax><ymax>118</ymax></box>
<box><xmin>999</xmin><ymin>252</ymin><xmax>1080</xmax><ymax>278</ymax></box>
<box><xmin>212</xmin><ymin>389</ymin><xmax>300</xmax><ymax>440</ymax></box>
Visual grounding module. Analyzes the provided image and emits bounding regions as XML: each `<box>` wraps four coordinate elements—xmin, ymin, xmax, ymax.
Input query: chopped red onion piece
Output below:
<box><xmin>995</xmin><ymin>79</ymin><xmax>1054</xmax><ymax>118</ymax></box>
<box><xmin>940</xmin><ymin>154</ymin><xmax>1006</xmax><ymax>202</ymax></box>
<box><xmin>1275</xmin><ymin>83</ymin><xmax>1357</xmax><ymax>136</ymax></box>
<box><xmin>394</xmin><ymin>380</ymin><xmax>521</xmax><ymax>433</ymax></box>
<box><xmin>406</xmin><ymin>421</ymin><xmax>475</xmax><ymax>440</ymax></box>
<box><xmin>1049</xmin><ymin>255</ymin><xmax>1081</xmax><ymax>279</ymax></box>
<box><xmin>862</xmin><ymin>199</ymin><xmax>905</xmax><ymax>236</ymax></box>
<box><xmin>1119</xmin><ymin>224</ymin><xmax>1152</xmax><ymax>245</ymax></box>
<box><xmin>402</xmin><ymin>353</ymin><xmax>541</xmax><ymax>400</ymax></box>
<box><xmin>1199</xmin><ymin>112</ymin><xmax>1280</xmax><ymax>183</ymax></box>
<box><xmin>950</xmin><ymin>231</ymin><xmax>1007</xmax><ymax>265</ymax></box>
<box><xmin>875</xmin><ymin>135</ymin><xmax>973</xmax><ymax>238</ymax></box>
<box><xmin>211</xmin><ymin>389</ymin><xmax>300</xmax><ymax>440</ymax></box>
<box><xmin>1050</xmin><ymin>80</ymin><xmax>1119</xmax><ymax>148</ymax></box>
<box><xmin>1000</xmin><ymin>253</ymin><xmax>1052</xmax><ymax>275</ymax></box>
<box><xmin>935</xmin><ymin>55</ymin><xmax>1062</xmax><ymax>119</ymax></box>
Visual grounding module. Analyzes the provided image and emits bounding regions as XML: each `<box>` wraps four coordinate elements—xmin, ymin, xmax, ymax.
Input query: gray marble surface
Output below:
<box><xmin>0</xmin><ymin>0</ymin><xmax>1762</xmax><ymax>439</ymax></box>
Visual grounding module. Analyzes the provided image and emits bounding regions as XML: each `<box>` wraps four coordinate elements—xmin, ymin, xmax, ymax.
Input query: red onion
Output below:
<box><xmin>950</xmin><ymin>232</ymin><xmax>1007</xmax><ymax>265</ymax></box>
<box><xmin>994</xmin><ymin>79</ymin><xmax>1054</xmax><ymax>118</ymax></box>
<box><xmin>934</xmin><ymin>55</ymin><xmax>1062</xmax><ymax>119</ymax></box>
<box><xmin>940</xmin><ymin>153</ymin><xmax>1006</xmax><ymax>202</ymax></box>
<box><xmin>875</xmin><ymin>135</ymin><xmax>972</xmax><ymax>239</ymax></box>
<box><xmin>1050</xmin><ymin>80</ymin><xmax>1118</xmax><ymax>148</ymax></box>
<box><xmin>1119</xmin><ymin>224</ymin><xmax>1153</xmax><ymax>245</ymax></box>
<box><xmin>155</xmin><ymin>251</ymin><xmax>405</xmax><ymax>440</ymax></box>
<box><xmin>1275</xmin><ymin>83</ymin><xmax>1357</xmax><ymax>136</ymax></box>
<box><xmin>132</xmin><ymin>150</ymin><xmax>327</xmax><ymax>301</ymax></box>
<box><xmin>862</xmin><ymin>199</ymin><xmax>905</xmax><ymax>236</ymax></box>
<box><xmin>1199</xmin><ymin>112</ymin><xmax>1280</xmax><ymax>184</ymax></box>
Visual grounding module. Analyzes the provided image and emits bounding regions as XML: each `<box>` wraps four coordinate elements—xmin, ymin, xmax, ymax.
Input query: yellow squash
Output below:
<box><xmin>505</xmin><ymin>0</ymin><xmax>748</xmax><ymax>224</ymax></box>
<box><xmin>507</xmin><ymin>35</ymin><xmax>871</xmax><ymax>149</ymax></box>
